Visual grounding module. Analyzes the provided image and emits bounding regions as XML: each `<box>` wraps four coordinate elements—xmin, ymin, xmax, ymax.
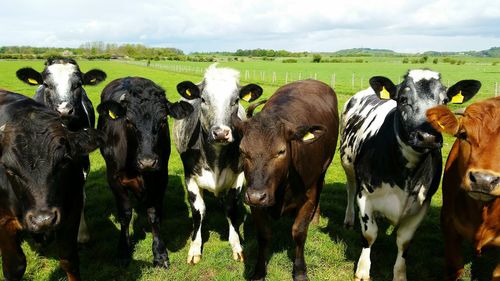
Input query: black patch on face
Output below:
<box><xmin>361</xmin><ymin>214</ymin><xmax>369</xmax><ymax>231</ymax></box>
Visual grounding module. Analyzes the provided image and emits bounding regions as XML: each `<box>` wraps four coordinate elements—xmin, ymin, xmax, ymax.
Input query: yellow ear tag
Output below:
<box><xmin>109</xmin><ymin>110</ymin><xmax>117</xmax><ymax>119</ymax></box>
<box><xmin>437</xmin><ymin>121</ymin><xmax>445</xmax><ymax>130</ymax></box>
<box><xmin>185</xmin><ymin>89</ymin><xmax>191</xmax><ymax>97</ymax></box>
<box><xmin>380</xmin><ymin>86</ymin><xmax>391</xmax><ymax>99</ymax></box>
<box><xmin>302</xmin><ymin>132</ymin><xmax>315</xmax><ymax>141</ymax></box>
<box><xmin>242</xmin><ymin>92</ymin><xmax>252</xmax><ymax>102</ymax></box>
<box><xmin>28</xmin><ymin>78</ymin><xmax>39</xmax><ymax>85</ymax></box>
<box><xmin>451</xmin><ymin>91</ymin><xmax>464</xmax><ymax>104</ymax></box>
<box><xmin>90</xmin><ymin>78</ymin><xmax>97</xmax><ymax>83</ymax></box>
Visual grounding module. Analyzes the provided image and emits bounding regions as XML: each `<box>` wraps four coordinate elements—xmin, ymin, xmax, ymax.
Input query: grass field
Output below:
<box><xmin>0</xmin><ymin>58</ymin><xmax>498</xmax><ymax>280</ymax></box>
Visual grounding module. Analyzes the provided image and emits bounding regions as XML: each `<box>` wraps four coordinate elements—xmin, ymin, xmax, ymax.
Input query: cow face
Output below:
<box><xmin>16</xmin><ymin>58</ymin><xmax>106</xmax><ymax>117</ymax></box>
<box><xmin>427</xmin><ymin>98</ymin><xmax>500</xmax><ymax>201</ymax></box>
<box><xmin>235</xmin><ymin>113</ymin><xmax>325</xmax><ymax>207</ymax></box>
<box><xmin>370</xmin><ymin>69</ymin><xmax>480</xmax><ymax>150</ymax></box>
<box><xmin>177</xmin><ymin>64</ymin><xmax>262</xmax><ymax>145</ymax></box>
<box><xmin>0</xmin><ymin>110</ymin><xmax>102</xmax><ymax>233</ymax></box>
<box><xmin>98</xmin><ymin>78</ymin><xmax>193</xmax><ymax>171</ymax></box>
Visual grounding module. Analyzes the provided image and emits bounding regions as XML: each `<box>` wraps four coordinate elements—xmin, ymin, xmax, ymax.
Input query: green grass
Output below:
<box><xmin>0</xmin><ymin>59</ymin><xmax>498</xmax><ymax>280</ymax></box>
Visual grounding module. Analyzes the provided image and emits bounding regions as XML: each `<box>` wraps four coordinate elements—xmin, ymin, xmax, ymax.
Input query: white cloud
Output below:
<box><xmin>0</xmin><ymin>0</ymin><xmax>499</xmax><ymax>52</ymax></box>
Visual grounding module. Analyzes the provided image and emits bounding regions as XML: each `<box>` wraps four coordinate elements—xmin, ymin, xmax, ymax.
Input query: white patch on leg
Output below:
<box><xmin>187</xmin><ymin>178</ymin><xmax>205</xmax><ymax>262</ymax></box>
<box><xmin>343</xmin><ymin>166</ymin><xmax>357</xmax><ymax>227</ymax></box>
<box><xmin>356</xmin><ymin>248</ymin><xmax>372</xmax><ymax>280</ymax></box>
<box><xmin>227</xmin><ymin>172</ymin><xmax>244</xmax><ymax>259</ymax></box>
<box><xmin>393</xmin><ymin>204</ymin><xmax>429</xmax><ymax>281</ymax></box>
<box><xmin>355</xmin><ymin>194</ymin><xmax>378</xmax><ymax>281</ymax></box>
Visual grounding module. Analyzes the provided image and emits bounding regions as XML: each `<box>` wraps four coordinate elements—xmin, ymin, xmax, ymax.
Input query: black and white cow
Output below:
<box><xmin>173</xmin><ymin>64</ymin><xmax>262</xmax><ymax>264</ymax></box>
<box><xmin>16</xmin><ymin>58</ymin><xmax>106</xmax><ymax>243</ymax></box>
<box><xmin>339</xmin><ymin>69</ymin><xmax>481</xmax><ymax>281</ymax></box>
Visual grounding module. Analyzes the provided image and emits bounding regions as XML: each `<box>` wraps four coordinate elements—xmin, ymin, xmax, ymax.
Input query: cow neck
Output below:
<box><xmin>200</xmin><ymin>125</ymin><xmax>239</xmax><ymax>172</ymax></box>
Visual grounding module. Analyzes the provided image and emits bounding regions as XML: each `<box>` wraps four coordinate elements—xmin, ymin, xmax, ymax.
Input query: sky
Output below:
<box><xmin>1</xmin><ymin>0</ymin><xmax>499</xmax><ymax>53</ymax></box>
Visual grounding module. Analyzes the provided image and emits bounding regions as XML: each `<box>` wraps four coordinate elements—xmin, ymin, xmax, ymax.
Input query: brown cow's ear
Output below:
<box><xmin>370</xmin><ymin>76</ymin><xmax>397</xmax><ymax>100</ymax></box>
<box><xmin>177</xmin><ymin>81</ymin><xmax>200</xmax><ymax>100</ymax></box>
<box><xmin>239</xmin><ymin>84</ymin><xmax>263</xmax><ymax>102</ymax></box>
<box><xmin>291</xmin><ymin>125</ymin><xmax>326</xmax><ymax>144</ymax></box>
<box><xmin>16</xmin><ymin>68</ymin><xmax>43</xmax><ymax>85</ymax></box>
<box><xmin>426</xmin><ymin>105</ymin><xmax>459</xmax><ymax>135</ymax></box>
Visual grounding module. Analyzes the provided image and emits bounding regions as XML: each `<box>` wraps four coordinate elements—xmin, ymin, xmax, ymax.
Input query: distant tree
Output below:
<box><xmin>402</xmin><ymin>58</ymin><xmax>409</xmax><ymax>64</ymax></box>
<box><xmin>312</xmin><ymin>54</ymin><xmax>322</xmax><ymax>63</ymax></box>
<box><xmin>433</xmin><ymin>58</ymin><xmax>438</xmax><ymax>64</ymax></box>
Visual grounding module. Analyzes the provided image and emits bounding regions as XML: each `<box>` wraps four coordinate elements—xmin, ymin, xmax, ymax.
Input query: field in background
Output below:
<box><xmin>0</xmin><ymin>58</ymin><xmax>498</xmax><ymax>280</ymax></box>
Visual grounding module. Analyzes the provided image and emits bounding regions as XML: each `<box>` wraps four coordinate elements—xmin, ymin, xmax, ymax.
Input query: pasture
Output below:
<box><xmin>0</xmin><ymin>58</ymin><xmax>498</xmax><ymax>280</ymax></box>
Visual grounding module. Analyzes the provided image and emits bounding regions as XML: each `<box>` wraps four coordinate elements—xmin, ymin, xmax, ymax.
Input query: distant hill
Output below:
<box><xmin>328</xmin><ymin>47</ymin><xmax>500</xmax><ymax>58</ymax></box>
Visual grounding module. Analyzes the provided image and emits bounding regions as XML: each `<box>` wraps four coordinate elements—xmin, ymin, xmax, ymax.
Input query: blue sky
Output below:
<box><xmin>1</xmin><ymin>0</ymin><xmax>499</xmax><ymax>53</ymax></box>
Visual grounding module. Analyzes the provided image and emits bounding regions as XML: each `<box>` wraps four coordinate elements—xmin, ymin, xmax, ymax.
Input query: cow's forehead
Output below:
<box><xmin>202</xmin><ymin>65</ymin><xmax>240</xmax><ymax>99</ymax></box>
<box><xmin>407</xmin><ymin>70</ymin><xmax>440</xmax><ymax>83</ymax></box>
<box><xmin>45</xmin><ymin>63</ymin><xmax>79</xmax><ymax>81</ymax></box>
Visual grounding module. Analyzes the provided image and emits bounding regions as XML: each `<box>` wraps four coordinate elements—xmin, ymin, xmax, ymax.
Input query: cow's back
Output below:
<box><xmin>263</xmin><ymin>80</ymin><xmax>339</xmax><ymax>184</ymax></box>
<box><xmin>339</xmin><ymin>88</ymin><xmax>396</xmax><ymax>172</ymax></box>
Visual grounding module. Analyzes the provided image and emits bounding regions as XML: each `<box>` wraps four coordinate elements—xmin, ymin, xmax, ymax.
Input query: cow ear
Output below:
<box><xmin>97</xmin><ymin>100</ymin><xmax>126</xmax><ymax>120</ymax></box>
<box><xmin>177</xmin><ymin>81</ymin><xmax>200</xmax><ymax>100</ymax></box>
<box><xmin>67</xmin><ymin>128</ymin><xmax>104</xmax><ymax>157</ymax></box>
<box><xmin>83</xmin><ymin>69</ymin><xmax>107</xmax><ymax>86</ymax></box>
<box><xmin>446</xmin><ymin>80</ymin><xmax>481</xmax><ymax>104</ymax></box>
<box><xmin>426</xmin><ymin>105</ymin><xmax>459</xmax><ymax>135</ymax></box>
<box><xmin>231</xmin><ymin>111</ymin><xmax>247</xmax><ymax>135</ymax></box>
<box><xmin>290</xmin><ymin>125</ymin><xmax>326</xmax><ymax>144</ymax></box>
<box><xmin>370</xmin><ymin>76</ymin><xmax>397</xmax><ymax>100</ymax></box>
<box><xmin>167</xmin><ymin>100</ymin><xmax>194</xmax><ymax>120</ymax></box>
<box><xmin>16</xmin><ymin>68</ymin><xmax>43</xmax><ymax>86</ymax></box>
<box><xmin>239</xmin><ymin>84</ymin><xmax>263</xmax><ymax>102</ymax></box>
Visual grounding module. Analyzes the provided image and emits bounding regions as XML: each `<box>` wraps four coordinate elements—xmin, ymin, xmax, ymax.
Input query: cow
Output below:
<box><xmin>96</xmin><ymin>77</ymin><xmax>194</xmax><ymax>268</ymax></box>
<box><xmin>0</xmin><ymin>90</ymin><xmax>102</xmax><ymax>281</ymax></box>
<box><xmin>339</xmin><ymin>69</ymin><xmax>481</xmax><ymax>281</ymax></box>
<box><xmin>173</xmin><ymin>64</ymin><xmax>263</xmax><ymax>264</ymax></box>
<box><xmin>16</xmin><ymin>57</ymin><xmax>107</xmax><ymax>243</ymax></box>
<box><xmin>232</xmin><ymin>79</ymin><xmax>339</xmax><ymax>281</ymax></box>
<box><xmin>426</xmin><ymin>97</ymin><xmax>500</xmax><ymax>281</ymax></box>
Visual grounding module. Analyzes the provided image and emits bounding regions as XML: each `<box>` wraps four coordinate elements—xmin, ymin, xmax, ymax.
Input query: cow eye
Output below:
<box><xmin>457</xmin><ymin>130</ymin><xmax>467</xmax><ymax>140</ymax></box>
<box><xmin>201</xmin><ymin>97</ymin><xmax>206</xmax><ymax>103</ymax></box>
<box><xmin>231</xmin><ymin>98</ymin><xmax>239</xmax><ymax>106</ymax></box>
<box><xmin>399</xmin><ymin>96</ymin><xmax>408</xmax><ymax>104</ymax></box>
<box><xmin>277</xmin><ymin>148</ymin><xmax>286</xmax><ymax>157</ymax></box>
<box><xmin>5</xmin><ymin>168</ymin><xmax>15</xmax><ymax>177</ymax></box>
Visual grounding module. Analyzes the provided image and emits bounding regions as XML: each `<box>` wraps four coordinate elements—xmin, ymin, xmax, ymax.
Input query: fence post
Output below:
<box><xmin>361</xmin><ymin>76</ymin><xmax>364</xmax><ymax>89</ymax></box>
<box><xmin>299</xmin><ymin>72</ymin><xmax>302</xmax><ymax>80</ymax></box>
<box><xmin>314</xmin><ymin>73</ymin><xmax>317</xmax><ymax>80</ymax></box>
<box><xmin>352</xmin><ymin>73</ymin><xmax>355</xmax><ymax>90</ymax></box>
<box><xmin>285</xmin><ymin>72</ymin><xmax>288</xmax><ymax>84</ymax></box>
<box><xmin>496</xmin><ymin>82</ymin><xmax>498</xmax><ymax>97</ymax></box>
<box><xmin>272</xmin><ymin>72</ymin><xmax>276</xmax><ymax>84</ymax></box>
<box><xmin>331</xmin><ymin>73</ymin><xmax>336</xmax><ymax>88</ymax></box>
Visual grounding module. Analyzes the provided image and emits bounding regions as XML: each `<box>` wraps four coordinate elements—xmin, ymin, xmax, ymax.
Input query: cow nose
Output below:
<box><xmin>413</xmin><ymin>130</ymin><xmax>442</xmax><ymax>148</ymax></box>
<box><xmin>211</xmin><ymin>128</ymin><xmax>231</xmax><ymax>142</ymax></box>
<box><xmin>26</xmin><ymin>208</ymin><xmax>60</xmax><ymax>232</ymax></box>
<box><xmin>137</xmin><ymin>158</ymin><xmax>159</xmax><ymax>171</ymax></box>
<box><xmin>469</xmin><ymin>171</ymin><xmax>500</xmax><ymax>193</ymax></box>
<box><xmin>57</xmin><ymin>103</ymin><xmax>75</xmax><ymax>116</ymax></box>
<box><xmin>244</xmin><ymin>190</ymin><xmax>269</xmax><ymax>206</ymax></box>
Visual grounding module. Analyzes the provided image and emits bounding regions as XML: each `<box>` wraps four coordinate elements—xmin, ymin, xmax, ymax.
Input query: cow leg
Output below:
<box><xmin>251</xmin><ymin>206</ymin><xmax>272</xmax><ymax>281</ymax></box>
<box><xmin>292</xmin><ymin>175</ymin><xmax>322</xmax><ymax>281</ymax></box>
<box><xmin>441</xmin><ymin>209</ymin><xmax>464</xmax><ymax>281</ymax></box>
<box><xmin>225</xmin><ymin>172</ymin><xmax>244</xmax><ymax>262</ymax></box>
<box><xmin>393</xmin><ymin>204</ymin><xmax>428</xmax><ymax>281</ymax></box>
<box><xmin>186</xmin><ymin>177</ymin><xmax>205</xmax><ymax>264</ymax></box>
<box><xmin>56</xmin><ymin>196</ymin><xmax>83</xmax><ymax>281</ymax></box>
<box><xmin>110</xmin><ymin>181</ymin><xmax>133</xmax><ymax>267</ymax></box>
<box><xmin>77</xmin><ymin>191</ymin><xmax>90</xmax><ymax>243</ymax></box>
<box><xmin>146</xmin><ymin>178</ymin><xmax>169</xmax><ymax>269</ymax></box>
<box><xmin>355</xmin><ymin>194</ymin><xmax>378</xmax><ymax>281</ymax></box>
<box><xmin>77</xmin><ymin>156</ymin><xmax>91</xmax><ymax>244</ymax></box>
<box><xmin>343</xmin><ymin>168</ymin><xmax>357</xmax><ymax>229</ymax></box>
<box><xmin>0</xmin><ymin>220</ymin><xmax>26</xmax><ymax>281</ymax></box>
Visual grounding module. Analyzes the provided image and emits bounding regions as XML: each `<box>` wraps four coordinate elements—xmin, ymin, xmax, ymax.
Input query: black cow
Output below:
<box><xmin>173</xmin><ymin>64</ymin><xmax>262</xmax><ymax>264</ymax></box>
<box><xmin>16</xmin><ymin>57</ymin><xmax>106</xmax><ymax>243</ymax></box>
<box><xmin>96</xmin><ymin>77</ymin><xmax>194</xmax><ymax>268</ymax></box>
<box><xmin>0</xmin><ymin>90</ymin><xmax>102</xmax><ymax>281</ymax></box>
<box><xmin>233</xmin><ymin>80</ymin><xmax>339</xmax><ymax>281</ymax></box>
<box><xmin>339</xmin><ymin>69</ymin><xmax>480</xmax><ymax>281</ymax></box>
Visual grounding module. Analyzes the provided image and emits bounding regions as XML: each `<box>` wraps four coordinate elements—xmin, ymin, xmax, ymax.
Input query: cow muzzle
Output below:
<box><xmin>25</xmin><ymin>208</ymin><xmax>61</xmax><ymax>233</ymax></box>
<box><xmin>137</xmin><ymin>157</ymin><xmax>160</xmax><ymax>171</ymax></box>
<box><xmin>409</xmin><ymin>130</ymin><xmax>443</xmax><ymax>150</ymax></box>
<box><xmin>210</xmin><ymin>125</ymin><xmax>233</xmax><ymax>144</ymax></box>
<box><xmin>468</xmin><ymin>171</ymin><xmax>500</xmax><ymax>200</ymax></box>
<box><xmin>57</xmin><ymin>102</ymin><xmax>75</xmax><ymax>116</ymax></box>
<box><xmin>244</xmin><ymin>189</ymin><xmax>274</xmax><ymax>207</ymax></box>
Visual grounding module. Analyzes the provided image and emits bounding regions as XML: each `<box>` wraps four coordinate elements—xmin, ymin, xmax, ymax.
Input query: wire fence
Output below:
<box><xmin>120</xmin><ymin>60</ymin><xmax>499</xmax><ymax>97</ymax></box>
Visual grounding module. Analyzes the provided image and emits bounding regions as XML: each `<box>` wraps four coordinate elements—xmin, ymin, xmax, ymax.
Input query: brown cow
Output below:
<box><xmin>426</xmin><ymin>97</ymin><xmax>500</xmax><ymax>281</ymax></box>
<box><xmin>233</xmin><ymin>80</ymin><xmax>339</xmax><ymax>281</ymax></box>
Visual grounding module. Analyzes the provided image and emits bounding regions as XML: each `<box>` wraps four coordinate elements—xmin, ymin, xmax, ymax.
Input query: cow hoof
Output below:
<box><xmin>293</xmin><ymin>273</ymin><xmax>308</xmax><ymax>281</ymax></box>
<box><xmin>187</xmin><ymin>254</ymin><xmax>201</xmax><ymax>265</ymax></box>
<box><xmin>154</xmin><ymin>258</ymin><xmax>170</xmax><ymax>269</ymax></box>
<box><xmin>233</xmin><ymin>251</ymin><xmax>245</xmax><ymax>262</ymax></box>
